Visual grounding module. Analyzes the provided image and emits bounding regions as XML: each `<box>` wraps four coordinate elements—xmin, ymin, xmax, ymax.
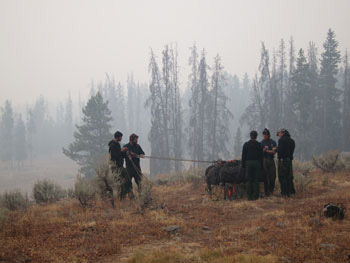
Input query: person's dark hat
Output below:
<box><xmin>114</xmin><ymin>131</ymin><xmax>123</xmax><ymax>139</ymax></box>
<box><xmin>262</xmin><ymin>128</ymin><xmax>270</xmax><ymax>136</ymax></box>
<box><xmin>129</xmin><ymin>133</ymin><xmax>139</xmax><ymax>141</ymax></box>
<box><xmin>250</xmin><ymin>130</ymin><xmax>258</xmax><ymax>139</ymax></box>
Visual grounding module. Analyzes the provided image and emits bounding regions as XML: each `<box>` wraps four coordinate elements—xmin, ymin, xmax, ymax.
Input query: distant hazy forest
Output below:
<box><xmin>1</xmin><ymin>29</ymin><xmax>349</xmax><ymax>176</ymax></box>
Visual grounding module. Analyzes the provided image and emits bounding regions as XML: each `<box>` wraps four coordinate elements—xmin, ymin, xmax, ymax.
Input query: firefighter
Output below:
<box><xmin>108</xmin><ymin>131</ymin><xmax>132</xmax><ymax>200</ymax></box>
<box><xmin>277</xmin><ymin>128</ymin><xmax>296</xmax><ymax>197</ymax></box>
<box><xmin>124</xmin><ymin>133</ymin><xmax>145</xmax><ymax>192</ymax></box>
<box><xmin>242</xmin><ymin>130</ymin><xmax>263</xmax><ymax>200</ymax></box>
<box><xmin>260</xmin><ymin>128</ymin><xmax>277</xmax><ymax>196</ymax></box>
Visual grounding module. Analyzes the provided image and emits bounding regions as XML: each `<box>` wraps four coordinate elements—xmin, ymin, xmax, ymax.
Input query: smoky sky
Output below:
<box><xmin>0</xmin><ymin>0</ymin><xmax>349</xmax><ymax>105</ymax></box>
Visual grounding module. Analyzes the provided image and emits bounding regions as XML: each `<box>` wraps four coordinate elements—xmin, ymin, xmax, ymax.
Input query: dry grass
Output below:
<box><xmin>1</xmin><ymin>169</ymin><xmax>350</xmax><ymax>263</ymax></box>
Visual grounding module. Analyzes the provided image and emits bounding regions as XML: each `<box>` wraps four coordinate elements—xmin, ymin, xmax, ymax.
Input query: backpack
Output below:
<box><xmin>323</xmin><ymin>203</ymin><xmax>345</xmax><ymax>220</ymax></box>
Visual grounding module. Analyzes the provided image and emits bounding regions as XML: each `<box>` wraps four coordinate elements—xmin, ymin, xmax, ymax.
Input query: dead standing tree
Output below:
<box><xmin>146</xmin><ymin>45</ymin><xmax>183</xmax><ymax>175</ymax></box>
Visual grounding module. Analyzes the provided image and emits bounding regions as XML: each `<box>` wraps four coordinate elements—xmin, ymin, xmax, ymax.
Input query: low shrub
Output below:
<box><xmin>294</xmin><ymin>173</ymin><xmax>313</xmax><ymax>193</ymax></box>
<box><xmin>312</xmin><ymin>150</ymin><xmax>343</xmax><ymax>173</ymax></box>
<box><xmin>32</xmin><ymin>180</ymin><xmax>65</xmax><ymax>204</ymax></box>
<box><xmin>339</xmin><ymin>152</ymin><xmax>350</xmax><ymax>171</ymax></box>
<box><xmin>293</xmin><ymin>160</ymin><xmax>313</xmax><ymax>176</ymax></box>
<box><xmin>1</xmin><ymin>190</ymin><xmax>29</xmax><ymax>210</ymax></box>
<box><xmin>138</xmin><ymin>178</ymin><xmax>153</xmax><ymax>211</ymax></box>
<box><xmin>66</xmin><ymin>188</ymin><xmax>75</xmax><ymax>199</ymax></box>
<box><xmin>184</xmin><ymin>172</ymin><xmax>204</xmax><ymax>188</ymax></box>
<box><xmin>95</xmin><ymin>163</ymin><xmax>120</xmax><ymax>207</ymax></box>
<box><xmin>74</xmin><ymin>176</ymin><xmax>96</xmax><ymax>207</ymax></box>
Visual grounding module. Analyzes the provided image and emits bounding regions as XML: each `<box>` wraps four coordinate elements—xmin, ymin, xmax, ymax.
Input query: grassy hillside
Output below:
<box><xmin>0</xmin><ymin>168</ymin><xmax>350</xmax><ymax>263</ymax></box>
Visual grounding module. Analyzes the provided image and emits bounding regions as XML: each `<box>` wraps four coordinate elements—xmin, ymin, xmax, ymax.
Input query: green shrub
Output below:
<box><xmin>1</xmin><ymin>190</ymin><xmax>29</xmax><ymax>210</ymax></box>
<box><xmin>74</xmin><ymin>176</ymin><xmax>96</xmax><ymax>207</ymax></box>
<box><xmin>32</xmin><ymin>180</ymin><xmax>65</xmax><ymax>204</ymax></box>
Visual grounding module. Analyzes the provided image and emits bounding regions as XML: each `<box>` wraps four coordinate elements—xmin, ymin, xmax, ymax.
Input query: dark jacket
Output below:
<box><xmin>123</xmin><ymin>142</ymin><xmax>145</xmax><ymax>170</ymax></box>
<box><xmin>277</xmin><ymin>132</ymin><xmax>295</xmax><ymax>160</ymax></box>
<box><xmin>260</xmin><ymin>138</ymin><xmax>277</xmax><ymax>159</ymax></box>
<box><xmin>242</xmin><ymin>139</ymin><xmax>263</xmax><ymax>168</ymax></box>
<box><xmin>108</xmin><ymin>140</ymin><xmax>124</xmax><ymax>167</ymax></box>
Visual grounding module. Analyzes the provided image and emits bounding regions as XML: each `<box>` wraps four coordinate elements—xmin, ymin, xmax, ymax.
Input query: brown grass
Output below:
<box><xmin>1</xmin><ymin>169</ymin><xmax>350</xmax><ymax>263</ymax></box>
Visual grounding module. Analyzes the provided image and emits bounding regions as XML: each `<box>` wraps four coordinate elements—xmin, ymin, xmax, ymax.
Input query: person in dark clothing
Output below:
<box><xmin>108</xmin><ymin>131</ymin><xmax>128</xmax><ymax>168</ymax></box>
<box><xmin>124</xmin><ymin>133</ymin><xmax>145</xmax><ymax>191</ymax></box>
<box><xmin>277</xmin><ymin>128</ymin><xmax>296</xmax><ymax>197</ymax></box>
<box><xmin>260</xmin><ymin>128</ymin><xmax>277</xmax><ymax>196</ymax></box>
<box><xmin>242</xmin><ymin>130</ymin><xmax>263</xmax><ymax>200</ymax></box>
<box><xmin>108</xmin><ymin>131</ymin><xmax>131</xmax><ymax>200</ymax></box>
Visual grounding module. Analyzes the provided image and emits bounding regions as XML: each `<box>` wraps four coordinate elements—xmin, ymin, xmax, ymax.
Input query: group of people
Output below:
<box><xmin>108</xmin><ymin>127</ymin><xmax>295</xmax><ymax>201</ymax></box>
<box><xmin>108</xmin><ymin>131</ymin><xmax>145</xmax><ymax>199</ymax></box>
<box><xmin>242</xmin><ymin>128</ymin><xmax>295</xmax><ymax>200</ymax></box>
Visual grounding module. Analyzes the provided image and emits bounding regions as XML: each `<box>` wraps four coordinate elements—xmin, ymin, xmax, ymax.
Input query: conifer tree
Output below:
<box><xmin>233</xmin><ymin>127</ymin><xmax>242</xmax><ymax>159</ymax></box>
<box><xmin>0</xmin><ymin>100</ymin><xmax>14</xmax><ymax>166</ymax></box>
<box><xmin>319</xmin><ymin>29</ymin><xmax>341</xmax><ymax>151</ymax></box>
<box><xmin>13</xmin><ymin>114</ymin><xmax>27</xmax><ymax>167</ymax></box>
<box><xmin>289</xmin><ymin>49</ymin><xmax>312</xmax><ymax>159</ymax></box>
<box><xmin>342</xmin><ymin>51</ymin><xmax>350</xmax><ymax>151</ymax></box>
<box><xmin>63</xmin><ymin>92</ymin><xmax>112</xmax><ymax>177</ymax></box>
<box><xmin>208</xmin><ymin>54</ymin><xmax>233</xmax><ymax>160</ymax></box>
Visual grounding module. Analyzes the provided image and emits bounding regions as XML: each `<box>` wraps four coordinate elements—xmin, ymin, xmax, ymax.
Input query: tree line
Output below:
<box><xmin>242</xmin><ymin>29</ymin><xmax>350</xmax><ymax>160</ymax></box>
<box><xmin>1</xmin><ymin>28</ymin><xmax>349</xmax><ymax>176</ymax></box>
<box><xmin>0</xmin><ymin>77</ymin><xmax>151</xmax><ymax>170</ymax></box>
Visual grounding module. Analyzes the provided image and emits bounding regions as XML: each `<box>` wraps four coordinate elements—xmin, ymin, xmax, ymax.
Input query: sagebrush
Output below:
<box><xmin>33</xmin><ymin>179</ymin><xmax>65</xmax><ymax>204</ymax></box>
<box><xmin>0</xmin><ymin>190</ymin><xmax>28</xmax><ymax>211</ymax></box>
<box><xmin>74</xmin><ymin>175</ymin><xmax>96</xmax><ymax>207</ymax></box>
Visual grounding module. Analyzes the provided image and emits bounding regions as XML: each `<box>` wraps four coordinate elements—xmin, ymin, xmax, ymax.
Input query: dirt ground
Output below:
<box><xmin>1</xmin><ymin>169</ymin><xmax>350</xmax><ymax>263</ymax></box>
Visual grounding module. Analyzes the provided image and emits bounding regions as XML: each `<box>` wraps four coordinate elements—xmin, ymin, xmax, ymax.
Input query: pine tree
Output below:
<box><xmin>65</xmin><ymin>92</ymin><xmax>73</xmax><ymax>136</ymax></box>
<box><xmin>268</xmin><ymin>49</ymin><xmax>280</xmax><ymax>135</ymax></box>
<box><xmin>241</xmin><ymin>73</ymin><xmax>250</xmax><ymax>110</ymax></box>
<box><xmin>127</xmin><ymin>73</ymin><xmax>137</xmax><ymax>133</ymax></box>
<box><xmin>188</xmin><ymin>47</ymin><xmax>211</xmax><ymax>165</ymax></box>
<box><xmin>342</xmin><ymin>50</ymin><xmax>350</xmax><ymax>151</ymax></box>
<box><xmin>197</xmin><ymin>51</ymin><xmax>211</xmax><ymax>161</ymax></box>
<box><xmin>63</xmin><ymin>92</ymin><xmax>112</xmax><ymax>177</ymax></box>
<box><xmin>233</xmin><ymin>127</ymin><xmax>242</xmax><ymax>159</ymax></box>
<box><xmin>13</xmin><ymin>114</ymin><xmax>27</xmax><ymax>167</ymax></box>
<box><xmin>188</xmin><ymin>44</ymin><xmax>199</xmax><ymax>164</ymax></box>
<box><xmin>278</xmin><ymin>39</ymin><xmax>287</xmax><ymax>123</ymax></box>
<box><xmin>319</xmin><ymin>29</ymin><xmax>341</xmax><ymax>151</ymax></box>
<box><xmin>289</xmin><ymin>49</ymin><xmax>312</xmax><ymax>159</ymax></box>
<box><xmin>241</xmin><ymin>43</ymin><xmax>270</xmax><ymax>132</ymax></box>
<box><xmin>284</xmin><ymin>37</ymin><xmax>297</xmax><ymax>130</ymax></box>
<box><xmin>146</xmin><ymin>50</ymin><xmax>169</xmax><ymax>175</ymax></box>
<box><xmin>306</xmin><ymin>42</ymin><xmax>322</xmax><ymax>154</ymax></box>
<box><xmin>102</xmin><ymin>74</ymin><xmax>126</xmax><ymax>133</ymax></box>
<box><xmin>0</xmin><ymin>100</ymin><xmax>14</xmax><ymax>166</ymax></box>
<box><xmin>208</xmin><ymin>54</ymin><xmax>233</xmax><ymax>160</ymax></box>
<box><xmin>26</xmin><ymin>108</ymin><xmax>35</xmax><ymax>164</ymax></box>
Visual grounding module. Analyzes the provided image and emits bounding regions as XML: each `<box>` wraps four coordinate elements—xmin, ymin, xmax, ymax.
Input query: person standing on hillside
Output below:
<box><xmin>260</xmin><ymin>128</ymin><xmax>277</xmax><ymax>196</ymax></box>
<box><xmin>242</xmin><ymin>131</ymin><xmax>263</xmax><ymax>201</ymax></box>
<box><xmin>124</xmin><ymin>133</ymin><xmax>145</xmax><ymax>193</ymax></box>
<box><xmin>108</xmin><ymin>131</ymin><xmax>131</xmax><ymax>200</ymax></box>
<box><xmin>277</xmin><ymin>128</ymin><xmax>296</xmax><ymax>197</ymax></box>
